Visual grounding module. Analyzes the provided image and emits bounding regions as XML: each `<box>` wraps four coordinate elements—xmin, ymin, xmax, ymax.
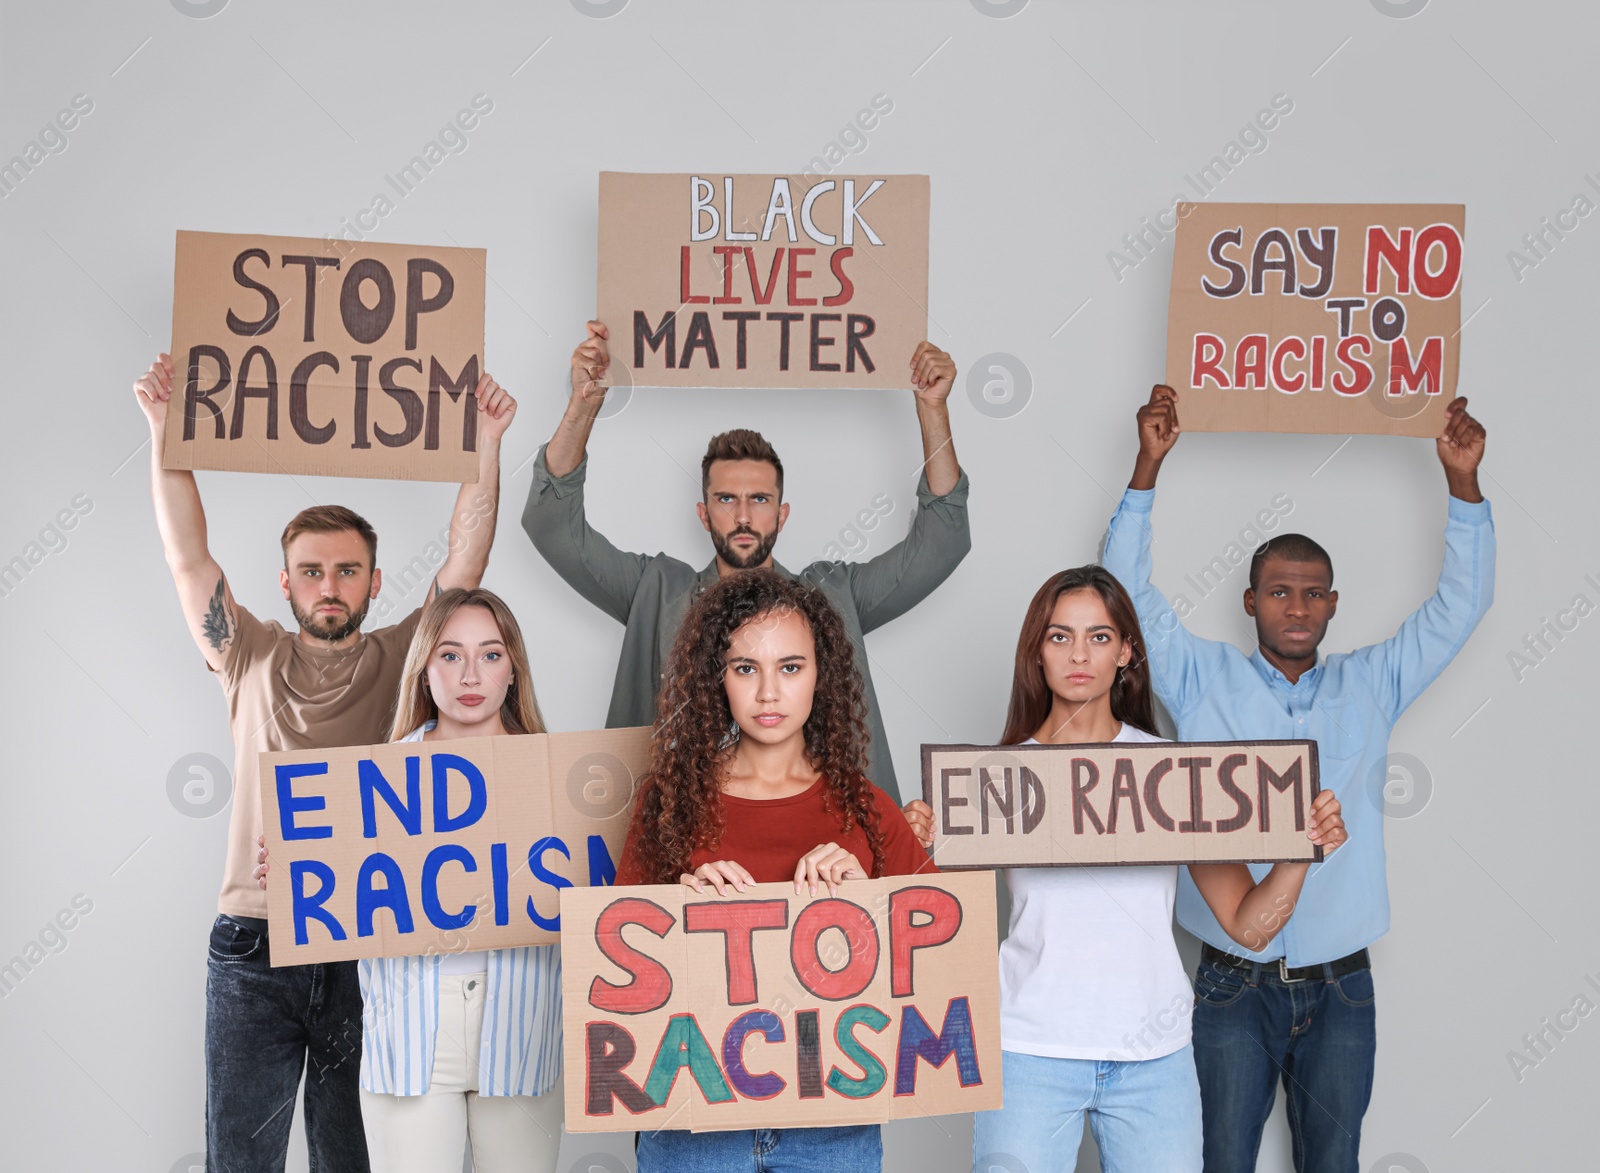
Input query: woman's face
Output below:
<box><xmin>1039</xmin><ymin>588</ymin><xmax>1130</xmax><ymax>708</ymax></box>
<box><xmin>426</xmin><ymin>605</ymin><xmax>513</xmax><ymax>731</ymax></box>
<box><xmin>723</xmin><ymin>607</ymin><xmax>818</xmax><ymax>747</ymax></box>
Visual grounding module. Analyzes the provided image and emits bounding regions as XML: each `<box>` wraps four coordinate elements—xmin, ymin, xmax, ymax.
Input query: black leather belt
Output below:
<box><xmin>1201</xmin><ymin>941</ymin><xmax>1370</xmax><ymax>984</ymax></box>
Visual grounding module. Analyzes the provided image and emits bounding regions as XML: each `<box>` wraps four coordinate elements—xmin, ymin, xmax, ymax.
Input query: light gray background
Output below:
<box><xmin>1</xmin><ymin>1</ymin><xmax>1594</xmax><ymax>1171</ymax></box>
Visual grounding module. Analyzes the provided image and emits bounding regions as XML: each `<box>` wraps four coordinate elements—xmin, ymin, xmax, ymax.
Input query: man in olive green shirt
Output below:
<box><xmin>522</xmin><ymin>321</ymin><xmax>971</xmax><ymax>803</ymax></box>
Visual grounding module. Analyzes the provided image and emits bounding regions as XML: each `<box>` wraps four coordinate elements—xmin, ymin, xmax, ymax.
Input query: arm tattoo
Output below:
<box><xmin>202</xmin><ymin>575</ymin><xmax>232</xmax><ymax>653</ymax></box>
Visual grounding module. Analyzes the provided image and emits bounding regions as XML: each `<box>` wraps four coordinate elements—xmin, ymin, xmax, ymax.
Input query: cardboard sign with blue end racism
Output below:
<box><xmin>259</xmin><ymin>727</ymin><xmax>651</xmax><ymax>965</ymax></box>
<box><xmin>560</xmin><ymin>871</ymin><xmax>1002</xmax><ymax>1132</ymax></box>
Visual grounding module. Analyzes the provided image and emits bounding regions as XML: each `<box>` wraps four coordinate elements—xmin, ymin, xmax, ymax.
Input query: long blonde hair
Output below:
<box><xmin>390</xmin><ymin>588</ymin><xmax>546</xmax><ymax>740</ymax></box>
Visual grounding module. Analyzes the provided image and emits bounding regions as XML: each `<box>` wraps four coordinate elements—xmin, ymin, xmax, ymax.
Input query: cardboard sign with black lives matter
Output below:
<box><xmin>1165</xmin><ymin>203</ymin><xmax>1464</xmax><ymax>437</ymax></box>
<box><xmin>922</xmin><ymin>741</ymin><xmax>1322</xmax><ymax>868</ymax></box>
<box><xmin>561</xmin><ymin>872</ymin><xmax>1001</xmax><ymax>1134</ymax></box>
<box><xmin>259</xmin><ymin>728</ymin><xmax>650</xmax><ymax>965</ymax></box>
<box><xmin>165</xmin><ymin>230</ymin><xmax>486</xmax><ymax>482</ymax></box>
<box><xmin>597</xmin><ymin>173</ymin><xmax>929</xmax><ymax>389</ymax></box>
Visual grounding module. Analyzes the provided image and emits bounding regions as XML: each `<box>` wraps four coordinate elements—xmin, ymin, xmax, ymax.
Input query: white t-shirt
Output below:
<box><xmin>998</xmin><ymin>723</ymin><xmax>1193</xmax><ymax>1061</ymax></box>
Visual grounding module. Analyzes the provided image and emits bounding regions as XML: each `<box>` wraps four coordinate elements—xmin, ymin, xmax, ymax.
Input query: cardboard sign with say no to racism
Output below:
<box><xmin>561</xmin><ymin>871</ymin><xmax>1001</xmax><ymax>1133</ymax></box>
<box><xmin>165</xmin><ymin>230</ymin><xmax>487</xmax><ymax>482</ymax></box>
<box><xmin>259</xmin><ymin>728</ymin><xmax>651</xmax><ymax>965</ymax></box>
<box><xmin>597</xmin><ymin>172</ymin><xmax>929</xmax><ymax>390</ymax></box>
<box><xmin>1165</xmin><ymin>203</ymin><xmax>1464</xmax><ymax>437</ymax></box>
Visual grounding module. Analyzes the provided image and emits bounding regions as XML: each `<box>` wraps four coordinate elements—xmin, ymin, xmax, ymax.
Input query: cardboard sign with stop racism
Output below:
<box><xmin>164</xmin><ymin>230</ymin><xmax>486</xmax><ymax>481</ymax></box>
<box><xmin>259</xmin><ymin>728</ymin><xmax>650</xmax><ymax>965</ymax></box>
<box><xmin>1165</xmin><ymin>203</ymin><xmax>1464</xmax><ymax>436</ymax></box>
<box><xmin>561</xmin><ymin>871</ymin><xmax>1001</xmax><ymax>1133</ymax></box>
<box><xmin>597</xmin><ymin>172</ymin><xmax>929</xmax><ymax>390</ymax></box>
<box><xmin>921</xmin><ymin>740</ymin><xmax>1322</xmax><ymax>868</ymax></box>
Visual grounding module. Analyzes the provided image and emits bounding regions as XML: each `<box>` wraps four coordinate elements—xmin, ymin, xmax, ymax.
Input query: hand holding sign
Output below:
<box><xmin>1437</xmin><ymin>397</ymin><xmax>1487</xmax><ymax>501</ymax></box>
<box><xmin>473</xmin><ymin>373</ymin><xmax>518</xmax><ymax>444</ymax></box>
<box><xmin>570</xmin><ymin>321</ymin><xmax>612</xmax><ymax>405</ymax></box>
<box><xmin>909</xmin><ymin>341</ymin><xmax>955</xmax><ymax>405</ymax></box>
<box><xmin>1132</xmin><ymin>383</ymin><xmax>1181</xmax><ymax>490</ymax></box>
<box><xmin>132</xmin><ymin>352</ymin><xmax>175</xmax><ymax>432</ymax></box>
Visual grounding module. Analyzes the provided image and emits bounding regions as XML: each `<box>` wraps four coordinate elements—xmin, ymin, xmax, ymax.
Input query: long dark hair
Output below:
<box><xmin>999</xmin><ymin>565</ymin><xmax>1157</xmax><ymax>744</ymax></box>
<box><xmin>626</xmin><ymin>571</ymin><xmax>885</xmax><ymax>884</ymax></box>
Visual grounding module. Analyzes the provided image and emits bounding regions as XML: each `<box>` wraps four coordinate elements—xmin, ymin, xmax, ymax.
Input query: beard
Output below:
<box><xmin>291</xmin><ymin>597</ymin><xmax>370</xmax><ymax>642</ymax></box>
<box><xmin>710</xmin><ymin>524</ymin><xmax>778</xmax><ymax>571</ymax></box>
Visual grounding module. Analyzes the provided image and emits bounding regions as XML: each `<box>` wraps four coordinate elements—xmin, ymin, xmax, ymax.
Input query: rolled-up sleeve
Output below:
<box><xmin>846</xmin><ymin>469</ymin><xmax>972</xmax><ymax>633</ymax></box>
<box><xmin>520</xmin><ymin>444</ymin><xmax>649</xmax><ymax>625</ymax></box>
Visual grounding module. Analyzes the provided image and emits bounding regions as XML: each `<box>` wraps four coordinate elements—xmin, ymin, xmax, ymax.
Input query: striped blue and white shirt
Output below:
<box><xmin>358</xmin><ymin>724</ymin><xmax>564</xmax><ymax>1097</ymax></box>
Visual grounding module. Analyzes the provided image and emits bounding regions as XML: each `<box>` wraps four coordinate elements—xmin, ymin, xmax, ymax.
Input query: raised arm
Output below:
<box><xmin>545</xmin><ymin>320</ymin><xmax>611</xmax><ymax>477</ymax></box>
<box><xmin>520</xmin><ymin>321</ymin><xmax>651</xmax><ymax>623</ymax></box>
<box><xmin>909</xmin><ymin>341</ymin><xmax>960</xmax><ymax>496</ymax></box>
<box><xmin>434</xmin><ymin>372</ymin><xmax>517</xmax><ymax>593</ymax></box>
<box><xmin>1189</xmin><ymin>789</ymin><xmax>1347</xmax><ymax>952</ymax></box>
<box><xmin>1349</xmin><ymin>397</ymin><xmax>1494</xmax><ymax>719</ymax></box>
<box><xmin>1099</xmin><ymin>385</ymin><xmax>1216</xmax><ymax>716</ymax></box>
<box><xmin>831</xmin><ymin>343</ymin><xmax>971</xmax><ymax>630</ymax></box>
<box><xmin>134</xmin><ymin>354</ymin><xmax>236</xmax><ymax>671</ymax></box>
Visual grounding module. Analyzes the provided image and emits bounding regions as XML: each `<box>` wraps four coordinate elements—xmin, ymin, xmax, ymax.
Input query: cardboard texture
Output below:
<box><xmin>165</xmin><ymin>230</ymin><xmax>486</xmax><ymax>482</ymax></box>
<box><xmin>597</xmin><ymin>172</ymin><xmax>929</xmax><ymax>389</ymax></box>
<box><xmin>1165</xmin><ymin>203</ymin><xmax>1464</xmax><ymax>436</ymax></box>
<box><xmin>561</xmin><ymin>871</ymin><xmax>1001</xmax><ymax>1133</ymax></box>
<box><xmin>259</xmin><ymin>727</ymin><xmax>652</xmax><ymax>965</ymax></box>
<box><xmin>921</xmin><ymin>740</ymin><xmax>1322</xmax><ymax>869</ymax></box>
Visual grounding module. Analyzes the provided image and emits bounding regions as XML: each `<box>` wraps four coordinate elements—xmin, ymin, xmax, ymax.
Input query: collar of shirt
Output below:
<box><xmin>1249</xmin><ymin>647</ymin><xmax>1323</xmax><ymax>692</ymax></box>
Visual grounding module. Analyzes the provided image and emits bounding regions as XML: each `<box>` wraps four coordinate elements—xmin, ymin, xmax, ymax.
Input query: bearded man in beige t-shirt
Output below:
<box><xmin>133</xmin><ymin>352</ymin><xmax>517</xmax><ymax>1173</ymax></box>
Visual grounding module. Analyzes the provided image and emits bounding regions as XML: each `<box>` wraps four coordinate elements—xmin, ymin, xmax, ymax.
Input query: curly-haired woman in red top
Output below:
<box><xmin>615</xmin><ymin>570</ymin><xmax>932</xmax><ymax>1172</ymax></box>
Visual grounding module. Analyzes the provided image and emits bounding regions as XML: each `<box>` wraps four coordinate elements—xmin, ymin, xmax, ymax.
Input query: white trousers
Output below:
<box><xmin>360</xmin><ymin>972</ymin><xmax>564</xmax><ymax>1173</ymax></box>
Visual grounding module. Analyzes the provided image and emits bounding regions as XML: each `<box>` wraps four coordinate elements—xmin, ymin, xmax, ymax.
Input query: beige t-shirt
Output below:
<box><xmin>215</xmin><ymin>602</ymin><xmax>423</xmax><ymax>918</ymax></box>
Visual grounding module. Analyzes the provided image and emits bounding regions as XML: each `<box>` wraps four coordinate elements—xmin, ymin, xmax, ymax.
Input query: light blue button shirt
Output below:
<box><xmin>1101</xmin><ymin>488</ymin><xmax>1495</xmax><ymax>965</ymax></box>
<box><xmin>358</xmin><ymin>724</ymin><xmax>563</xmax><ymax>1097</ymax></box>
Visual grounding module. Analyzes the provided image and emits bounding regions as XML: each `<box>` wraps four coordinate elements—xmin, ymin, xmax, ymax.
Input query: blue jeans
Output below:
<box><xmin>972</xmin><ymin>1045</ymin><xmax>1202</xmax><ymax>1173</ymax></box>
<box><xmin>205</xmin><ymin>915</ymin><xmax>370</xmax><ymax>1172</ymax></box>
<box><xmin>1191</xmin><ymin>956</ymin><xmax>1376</xmax><ymax>1173</ymax></box>
<box><xmin>636</xmin><ymin>1124</ymin><xmax>881</xmax><ymax>1172</ymax></box>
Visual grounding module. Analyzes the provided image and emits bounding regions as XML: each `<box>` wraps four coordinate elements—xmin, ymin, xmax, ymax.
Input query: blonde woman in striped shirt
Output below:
<box><xmin>258</xmin><ymin>588</ymin><xmax>563</xmax><ymax>1171</ymax></box>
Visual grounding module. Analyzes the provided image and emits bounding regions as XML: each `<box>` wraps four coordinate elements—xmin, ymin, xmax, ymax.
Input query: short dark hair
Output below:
<box><xmin>701</xmin><ymin>429</ymin><xmax>784</xmax><ymax>499</ymax></box>
<box><xmin>1249</xmin><ymin>534</ymin><xmax>1334</xmax><ymax>591</ymax></box>
<box><xmin>280</xmin><ymin>505</ymin><xmax>378</xmax><ymax>567</ymax></box>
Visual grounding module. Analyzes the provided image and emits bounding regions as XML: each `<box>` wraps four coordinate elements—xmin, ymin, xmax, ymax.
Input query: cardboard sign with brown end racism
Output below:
<box><xmin>259</xmin><ymin>727</ymin><xmax>650</xmax><ymax>965</ymax></box>
<box><xmin>921</xmin><ymin>741</ymin><xmax>1322</xmax><ymax>868</ymax></box>
<box><xmin>561</xmin><ymin>871</ymin><xmax>1001</xmax><ymax>1134</ymax></box>
<box><xmin>597</xmin><ymin>172</ymin><xmax>930</xmax><ymax>390</ymax></box>
<box><xmin>165</xmin><ymin>230</ymin><xmax>486</xmax><ymax>482</ymax></box>
<box><xmin>1165</xmin><ymin>203</ymin><xmax>1464</xmax><ymax>437</ymax></box>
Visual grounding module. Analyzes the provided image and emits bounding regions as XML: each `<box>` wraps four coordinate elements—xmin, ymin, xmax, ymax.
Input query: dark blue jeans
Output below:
<box><xmin>205</xmin><ymin>914</ymin><xmax>370</xmax><ymax>1172</ymax></box>
<box><xmin>1191</xmin><ymin>955</ymin><xmax>1376</xmax><ymax>1173</ymax></box>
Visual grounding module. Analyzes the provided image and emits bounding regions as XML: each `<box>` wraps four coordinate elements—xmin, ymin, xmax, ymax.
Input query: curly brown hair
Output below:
<box><xmin>626</xmin><ymin>570</ymin><xmax>885</xmax><ymax>884</ymax></box>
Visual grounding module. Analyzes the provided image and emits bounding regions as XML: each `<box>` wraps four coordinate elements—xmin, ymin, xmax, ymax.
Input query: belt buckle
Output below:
<box><xmin>1278</xmin><ymin>958</ymin><xmax>1307</xmax><ymax>983</ymax></box>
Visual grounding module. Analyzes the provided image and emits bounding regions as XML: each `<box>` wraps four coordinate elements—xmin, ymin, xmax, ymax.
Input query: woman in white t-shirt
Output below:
<box><xmin>259</xmin><ymin>588</ymin><xmax>563</xmax><ymax>1172</ymax></box>
<box><xmin>913</xmin><ymin>565</ymin><xmax>1345</xmax><ymax>1173</ymax></box>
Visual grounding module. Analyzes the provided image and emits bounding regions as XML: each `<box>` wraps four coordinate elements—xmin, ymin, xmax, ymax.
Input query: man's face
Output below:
<box><xmin>698</xmin><ymin>459</ymin><xmax>789</xmax><ymax>571</ymax></box>
<box><xmin>279</xmin><ymin>529</ymin><xmax>381</xmax><ymax>642</ymax></box>
<box><xmin>1244</xmin><ymin>557</ymin><xmax>1338</xmax><ymax>664</ymax></box>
